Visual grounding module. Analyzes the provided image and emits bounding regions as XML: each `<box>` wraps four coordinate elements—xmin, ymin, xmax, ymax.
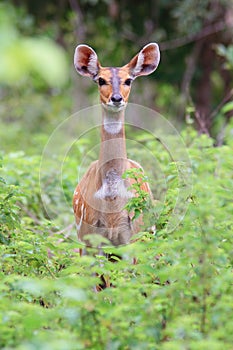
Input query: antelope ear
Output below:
<box><xmin>126</xmin><ymin>43</ymin><xmax>160</xmax><ymax>78</ymax></box>
<box><xmin>74</xmin><ymin>44</ymin><xmax>100</xmax><ymax>79</ymax></box>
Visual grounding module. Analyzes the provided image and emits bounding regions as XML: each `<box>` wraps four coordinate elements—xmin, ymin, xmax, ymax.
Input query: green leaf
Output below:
<box><xmin>221</xmin><ymin>101</ymin><xmax>233</xmax><ymax>114</ymax></box>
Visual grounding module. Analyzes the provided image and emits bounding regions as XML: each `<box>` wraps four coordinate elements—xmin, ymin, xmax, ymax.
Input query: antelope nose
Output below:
<box><xmin>111</xmin><ymin>94</ymin><xmax>123</xmax><ymax>103</ymax></box>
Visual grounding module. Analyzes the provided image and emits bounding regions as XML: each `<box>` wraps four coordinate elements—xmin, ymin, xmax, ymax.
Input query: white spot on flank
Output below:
<box><xmin>75</xmin><ymin>199</ymin><xmax>79</xmax><ymax>206</ymax></box>
<box><xmin>76</xmin><ymin>203</ymin><xmax>84</xmax><ymax>230</ymax></box>
<box><xmin>134</xmin><ymin>52</ymin><xmax>144</xmax><ymax>75</ymax></box>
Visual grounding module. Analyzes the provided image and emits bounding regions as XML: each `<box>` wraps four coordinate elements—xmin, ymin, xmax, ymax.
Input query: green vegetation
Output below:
<box><xmin>1</xmin><ymin>1</ymin><xmax>233</xmax><ymax>349</ymax></box>
<box><xmin>1</xmin><ymin>128</ymin><xmax>233</xmax><ymax>349</ymax></box>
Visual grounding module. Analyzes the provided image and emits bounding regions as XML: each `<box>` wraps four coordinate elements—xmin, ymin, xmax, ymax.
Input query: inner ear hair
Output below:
<box><xmin>74</xmin><ymin>44</ymin><xmax>100</xmax><ymax>78</ymax></box>
<box><xmin>129</xmin><ymin>42</ymin><xmax>160</xmax><ymax>77</ymax></box>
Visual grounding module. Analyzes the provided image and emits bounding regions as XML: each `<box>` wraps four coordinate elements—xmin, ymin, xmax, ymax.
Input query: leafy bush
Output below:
<box><xmin>1</xmin><ymin>128</ymin><xmax>233</xmax><ymax>349</ymax></box>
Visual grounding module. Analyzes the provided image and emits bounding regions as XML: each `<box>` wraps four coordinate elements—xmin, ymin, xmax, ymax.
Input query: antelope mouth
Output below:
<box><xmin>104</xmin><ymin>101</ymin><xmax>127</xmax><ymax>112</ymax></box>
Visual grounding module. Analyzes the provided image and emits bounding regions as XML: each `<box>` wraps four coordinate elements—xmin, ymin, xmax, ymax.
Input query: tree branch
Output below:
<box><xmin>69</xmin><ymin>0</ymin><xmax>86</xmax><ymax>41</ymax></box>
<box><xmin>160</xmin><ymin>20</ymin><xmax>231</xmax><ymax>51</ymax></box>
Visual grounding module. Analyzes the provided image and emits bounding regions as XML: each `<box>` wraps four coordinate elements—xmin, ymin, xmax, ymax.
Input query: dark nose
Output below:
<box><xmin>111</xmin><ymin>94</ymin><xmax>123</xmax><ymax>103</ymax></box>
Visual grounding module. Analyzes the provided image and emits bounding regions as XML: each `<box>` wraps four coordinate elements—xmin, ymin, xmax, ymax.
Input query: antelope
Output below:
<box><xmin>73</xmin><ymin>43</ymin><xmax>160</xmax><ymax>249</ymax></box>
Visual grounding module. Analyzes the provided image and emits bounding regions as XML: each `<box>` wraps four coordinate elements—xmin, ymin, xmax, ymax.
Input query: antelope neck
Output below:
<box><xmin>99</xmin><ymin>107</ymin><xmax>127</xmax><ymax>178</ymax></box>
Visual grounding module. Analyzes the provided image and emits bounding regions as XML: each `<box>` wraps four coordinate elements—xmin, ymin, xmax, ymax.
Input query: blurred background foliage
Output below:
<box><xmin>0</xmin><ymin>0</ymin><xmax>233</xmax><ymax>153</ymax></box>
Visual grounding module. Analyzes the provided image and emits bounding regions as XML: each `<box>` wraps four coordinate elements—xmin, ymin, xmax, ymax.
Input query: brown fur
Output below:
<box><xmin>97</xmin><ymin>68</ymin><xmax>132</xmax><ymax>104</ymax></box>
<box><xmin>73</xmin><ymin>159</ymin><xmax>151</xmax><ymax>246</ymax></box>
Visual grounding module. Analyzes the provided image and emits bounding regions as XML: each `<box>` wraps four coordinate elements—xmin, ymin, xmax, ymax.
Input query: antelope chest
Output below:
<box><xmin>94</xmin><ymin>168</ymin><xmax>133</xmax><ymax>201</ymax></box>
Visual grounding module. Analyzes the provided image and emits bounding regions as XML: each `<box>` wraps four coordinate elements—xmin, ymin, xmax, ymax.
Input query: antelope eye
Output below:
<box><xmin>98</xmin><ymin>77</ymin><xmax>107</xmax><ymax>86</ymax></box>
<box><xmin>124</xmin><ymin>78</ymin><xmax>132</xmax><ymax>86</ymax></box>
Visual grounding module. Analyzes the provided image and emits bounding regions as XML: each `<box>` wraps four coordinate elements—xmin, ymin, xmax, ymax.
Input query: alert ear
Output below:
<box><xmin>74</xmin><ymin>44</ymin><xmax>100</xmax><ymax>79</ymax></box>
<box><xmin>126</xmin><ymin>43</ymin><xmax>160</xmax><ymax>78</ymax></box>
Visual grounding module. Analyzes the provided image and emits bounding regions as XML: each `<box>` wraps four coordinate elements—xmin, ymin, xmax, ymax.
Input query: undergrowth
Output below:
<box><xmin>0</xmin><ymin>129</ymin><xmax>233</xmax><ymax>349</ymax></box>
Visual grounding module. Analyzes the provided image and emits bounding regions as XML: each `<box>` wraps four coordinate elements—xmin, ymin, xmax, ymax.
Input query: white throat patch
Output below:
<box><xmin>103</xmin><ymin>116</ymin><xmax>123</xmax><ymax>134</ymax></box>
